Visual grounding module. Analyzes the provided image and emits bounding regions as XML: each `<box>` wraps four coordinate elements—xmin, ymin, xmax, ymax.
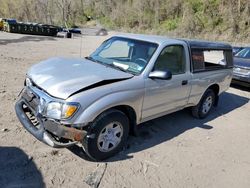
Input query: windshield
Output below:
<box><xmin>235</xmin><ymin>48</ymin><xmax>250</xmax><ymax>59</ymax></box>
<box><xmin>88</xmin><ymin>37</ymin><xmax>158</xmax><ymax>75</ymax></box>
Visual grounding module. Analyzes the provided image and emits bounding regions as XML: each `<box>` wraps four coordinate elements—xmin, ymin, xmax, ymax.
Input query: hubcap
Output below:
<box><xmin>97</xmin><ymin>122</ymin><xmax>123</xmax><ymax>152</ymax></box>
<box><xmin>202</xmin><ymin>96</ymin><xmax>213</xmax><ymax>114</ymax></box>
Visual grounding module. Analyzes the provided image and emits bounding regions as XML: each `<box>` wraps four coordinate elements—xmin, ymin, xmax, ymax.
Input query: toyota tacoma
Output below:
<box><xmin>15</xmin><ymin>34</ymin><xmax>233</xmax><ymax>160</ymax></box>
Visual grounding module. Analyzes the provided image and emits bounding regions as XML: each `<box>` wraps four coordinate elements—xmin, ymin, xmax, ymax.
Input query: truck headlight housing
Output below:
<box><xmin>46</xmin><ymin>102</ymin><xmax>79</xmax><ymax>120</ymax></box>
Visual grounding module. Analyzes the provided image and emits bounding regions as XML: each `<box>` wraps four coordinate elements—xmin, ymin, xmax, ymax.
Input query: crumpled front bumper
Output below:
<box><xmin>15</xmin><ymin>99</ymin><xmax>87</xmax><ymax>148</ymax></box>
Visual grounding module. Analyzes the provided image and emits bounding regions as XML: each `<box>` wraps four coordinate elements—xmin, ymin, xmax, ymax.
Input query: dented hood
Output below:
<box><xmin>27</xmin><ymin>57</ymin><xmax>133</xmax><ymax>99</ymax></box>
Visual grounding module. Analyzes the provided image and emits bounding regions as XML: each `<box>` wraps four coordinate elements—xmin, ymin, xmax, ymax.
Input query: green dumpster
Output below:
<box><xmin>0</xmin><ymin>18</ymin><xmax>4</xmax><ymax>30</ymax></box>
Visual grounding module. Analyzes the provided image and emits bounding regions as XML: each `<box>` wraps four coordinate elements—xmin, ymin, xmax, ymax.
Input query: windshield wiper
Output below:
<box><xmin>110</xmin><ymin>63</ymin><xmax>136</xmax><ymax>75</ymax></box>
<box><xmin>86</xmin><ymin>56</ymin><xmax>108</xmax><ymax>66</ymax></box>
<box><xmin>111</xmin><ymin>64</ymin><xmax>128</xmax><ymax>73</ymax></box>
<box><xmin>86</xmin><ymin>56</ymin><xmax>115</xmax><ymax>70</ymax></box>
<box><xmin>85</xmin><ymin>56</ymin><xmax>100</xmax><ymax>63</ymax></box>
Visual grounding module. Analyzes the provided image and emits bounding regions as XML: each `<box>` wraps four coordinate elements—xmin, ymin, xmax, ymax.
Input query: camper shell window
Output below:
<box><xmin>183</xmin><ymin>40</ymin><xmax>233</xmax><ymax>73</ymax></box>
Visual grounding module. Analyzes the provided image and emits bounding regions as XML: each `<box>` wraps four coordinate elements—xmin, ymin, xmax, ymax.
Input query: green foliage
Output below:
<box><xmin>0</xmin><ymin>0</ymin><xmax>249</xmax><ymax>41</ymax></box>
<box><xmin>99</xmin><ymin>17</ymin><xmax>116</xmax><ymax>29</ymax></box>
<box><xmin>188</xmin><ymin>0</ymin><xmax>204</xmax><ymax>13</ymax></box>
<box><xmin>161</xmin><ymin>18</ymin><xmax>180</xmax><ymax>31</ymax></box>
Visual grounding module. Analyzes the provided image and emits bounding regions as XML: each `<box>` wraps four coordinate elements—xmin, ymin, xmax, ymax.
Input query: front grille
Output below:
<box><xmin>23</xmin><ymin>105</ymin><xmax>40</xmax><ymax>128</ymax></box>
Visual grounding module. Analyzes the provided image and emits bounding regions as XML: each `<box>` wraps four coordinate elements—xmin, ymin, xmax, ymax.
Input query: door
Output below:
<box><xmin>142</xmin><ymin>45</ymin><xmax>191</xmax><ymax>120</ymax></box>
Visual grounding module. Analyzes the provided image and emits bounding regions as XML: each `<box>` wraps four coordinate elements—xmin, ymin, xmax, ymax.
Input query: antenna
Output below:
<box><xmin>80</xmin><ymin>32</ymin><xmax>83</xmax><ymax>58</ymax></box>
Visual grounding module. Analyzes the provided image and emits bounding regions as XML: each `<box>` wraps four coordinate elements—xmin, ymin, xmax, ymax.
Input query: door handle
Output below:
<box><xmin>182</xmin><ymin>80</ymin><xmax>188</xmax><ymax>85</ymax></box>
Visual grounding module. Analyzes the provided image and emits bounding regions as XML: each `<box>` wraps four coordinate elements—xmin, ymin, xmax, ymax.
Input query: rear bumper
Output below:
<box><xmin>15</xmin><ymin>99</ymin><xmax>87</xmax><ymax>148</ymax></box>
<box><xmin>232</xmin><ymin>74</ymin><xmax>250</xmax><ymax>87</ymax></box>
<box><xmin>233</xmin><ymin>74</ymin><xmax>250</xmax><ymax>83</ymax></box>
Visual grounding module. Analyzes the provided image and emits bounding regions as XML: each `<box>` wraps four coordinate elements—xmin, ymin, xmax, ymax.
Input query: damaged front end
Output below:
<box><xmin>15</xmin><ymin>86</ymin><xmax>87</xmax><ymax>148</ymax></box>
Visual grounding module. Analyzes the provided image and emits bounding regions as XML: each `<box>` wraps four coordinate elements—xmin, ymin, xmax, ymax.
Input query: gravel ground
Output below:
<box><xmin>0</xmin><ymin>32</ymin><xmax>249</xmax><ymax>188</ymax></box>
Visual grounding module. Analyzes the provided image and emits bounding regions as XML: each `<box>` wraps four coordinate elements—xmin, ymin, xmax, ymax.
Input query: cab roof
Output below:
<box><xmin>115</xmin><ymin>33</ymin><xmax>232</xmax><ymax>50</ymax></box>
<box><xmin>183</xmin><ymin>39</ymin><xmax>232</xmax><ymax>50</ymax></box>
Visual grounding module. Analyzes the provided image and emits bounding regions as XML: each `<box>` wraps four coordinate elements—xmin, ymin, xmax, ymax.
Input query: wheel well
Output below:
<box><xmin>208</xmin><ymin>84</ymin><xmax>220</xmax><ymax>106</ymax></box>
<box><xmin>112</xmin><ymin>105</ymin><xmax>137</xmax><ymax>135</ymax></box>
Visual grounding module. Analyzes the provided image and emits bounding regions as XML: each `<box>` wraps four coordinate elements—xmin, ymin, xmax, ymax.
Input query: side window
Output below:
<box><xmin>99</xmin><ymin>40</ymin><xmax>130</xmax><ymax>58</ymax></box>
<box><xmin>154</xmin><ymin>45</ymin><xmax>185</xmax><ymax>75</ymax></box>
<box><xmin>192</xmin><ymin>49</ymin><xmax>227</xmax><ymax>72</ymax></box>
<box><xmin>192</xmin><ymin>50</ymin><xmax>205</xmax><ymax>71</ymax></box>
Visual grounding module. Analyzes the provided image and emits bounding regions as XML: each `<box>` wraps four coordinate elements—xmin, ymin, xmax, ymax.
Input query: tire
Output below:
<box><xmin>83</xmin><ymin>109</ymin><xmax>129</xmax><ymax>161</ymax></box>
<box><xmin>192</xmin><ymin>89</ymin><xmax>215</xmax><ymax>119</ymax></box>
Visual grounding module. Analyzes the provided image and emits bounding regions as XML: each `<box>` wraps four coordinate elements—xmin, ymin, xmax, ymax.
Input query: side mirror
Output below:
<box><xmin>149</xmin><ymin>70</ymin><xmax>172</xmax><ymax>80</ymax></box>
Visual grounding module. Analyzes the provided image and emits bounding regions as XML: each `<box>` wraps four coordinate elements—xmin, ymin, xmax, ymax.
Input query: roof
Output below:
<box><xmin>115</xmin><ymin>33</ymin><xmax>180</xmax><ymax>45</ymax></box>
<box><xmin>183</xmin><ymin>39</ymin><xmax>232</xmax><ymax>50</ymax></box>
<box><xmin>115</xmin><ymin>33</ymin><xmax>232</xmax><ymax>50</ymax></box>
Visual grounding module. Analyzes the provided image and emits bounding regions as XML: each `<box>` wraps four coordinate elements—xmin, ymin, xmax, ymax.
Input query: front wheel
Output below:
<box><xmin>192</xmin><ymin>89</ymin><xmax>215</xmax><ymax>119</ymax></box>
<box><xmin>83</xmin><ymin>109</ymin><xmax>129</xmax><ymax>161</ymax></box>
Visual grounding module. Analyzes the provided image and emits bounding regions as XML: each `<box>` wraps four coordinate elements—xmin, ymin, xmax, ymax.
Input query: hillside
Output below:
<box><xmin>0</xmin><ymin>0</ymin><xmax>249</xmax><ymax>42</ymax></box>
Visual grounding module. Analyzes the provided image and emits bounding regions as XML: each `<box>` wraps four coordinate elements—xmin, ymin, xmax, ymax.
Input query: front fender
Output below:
<box><xmin>73</xmin><ymin>89</ymin><xmax>144</xmax><ymax>125</ymax></box>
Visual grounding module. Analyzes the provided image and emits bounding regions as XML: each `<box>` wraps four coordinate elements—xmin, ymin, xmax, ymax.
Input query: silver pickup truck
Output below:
<box><xmin>15</xmin><ymin>34</ymin><xmax>233</xmax><ymax>160</ymax></box>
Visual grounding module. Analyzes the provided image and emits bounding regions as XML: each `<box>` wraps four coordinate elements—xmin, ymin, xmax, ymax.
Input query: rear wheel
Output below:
<box><xmin>83</xmin><ymin>109</ymin><xmax>129</xmax><ymax>161</ymax></box>
<box><xmin>192</xmin><ymin>89</ymin><xmax>215</xmax><ymax>119</ymax></box>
